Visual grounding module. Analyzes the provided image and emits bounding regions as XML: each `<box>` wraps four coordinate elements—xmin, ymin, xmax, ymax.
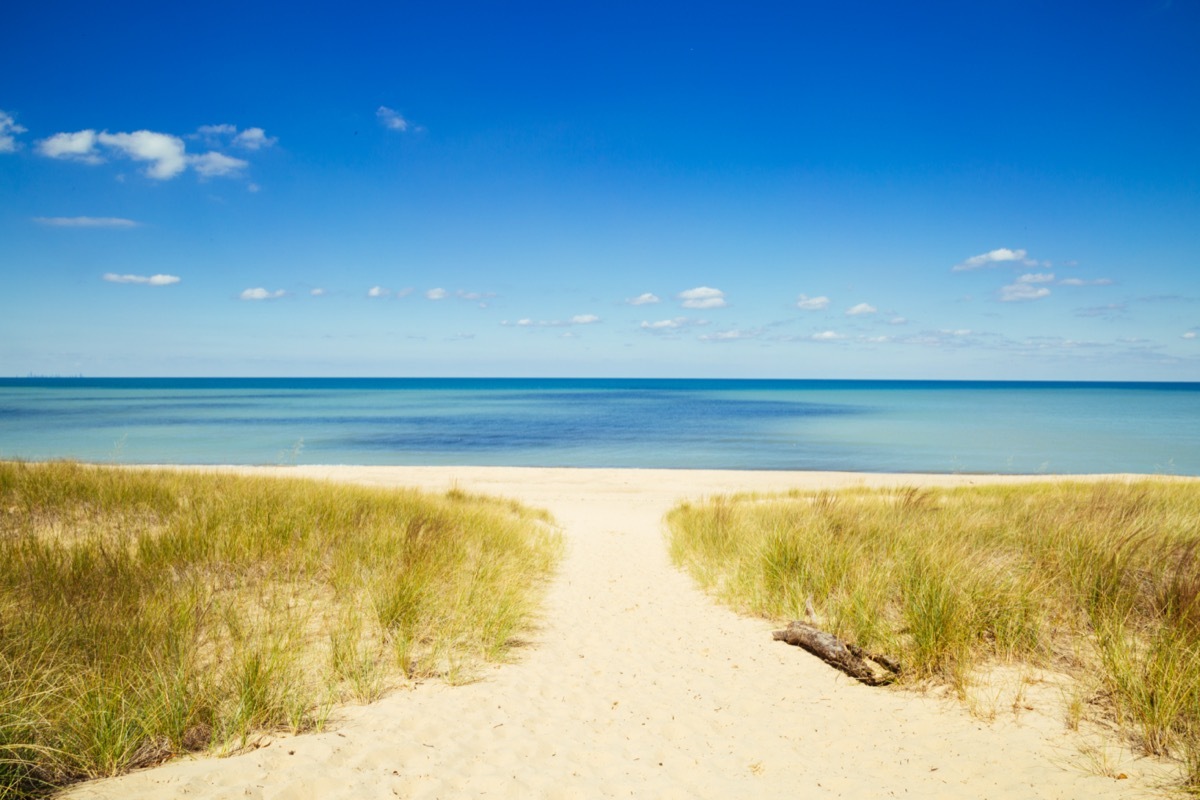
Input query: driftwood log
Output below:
<box><xmin>772</xmin><ymin>621</ymin><xmax>901</xmax><ymax>686</ymax></box>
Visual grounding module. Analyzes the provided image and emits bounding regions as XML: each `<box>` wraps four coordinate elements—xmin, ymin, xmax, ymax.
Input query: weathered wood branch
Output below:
<box><xmin>772</xmin><ymin>621</ymin><xmax>901</xmax><ymax>686</ymax></box>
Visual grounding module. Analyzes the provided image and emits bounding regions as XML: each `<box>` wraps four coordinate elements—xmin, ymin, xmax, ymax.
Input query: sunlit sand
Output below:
<box><xmin>68</xmin><ymin>466</ymin><xmax>1181</xmax><ymax>799</ymax></box>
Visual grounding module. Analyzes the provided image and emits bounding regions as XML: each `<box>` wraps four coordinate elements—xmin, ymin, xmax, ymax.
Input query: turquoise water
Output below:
<box><xmin>0</xmin><ymin>378</ymin><xmax>1197</xmax><ymax>474</ymax></box>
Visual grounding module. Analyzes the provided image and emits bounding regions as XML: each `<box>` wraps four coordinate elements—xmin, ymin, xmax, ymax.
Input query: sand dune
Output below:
<box><xmin>67</xmin><ymin>467</ymin><xmax>1178</xmax><ymax>799</ymax></box>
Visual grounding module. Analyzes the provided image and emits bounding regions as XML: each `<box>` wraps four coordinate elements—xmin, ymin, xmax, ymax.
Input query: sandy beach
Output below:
<box><xmin>65</xmin><ymin>466</ymin><xmax>1182</xmax><ymax>799</ymax></box>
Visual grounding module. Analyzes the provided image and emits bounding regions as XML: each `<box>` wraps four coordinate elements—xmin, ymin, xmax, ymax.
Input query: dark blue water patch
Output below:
<box><xmin>329</xmin><ymin>404</ymin><xmax>867</xmax><ymax>455</ymax></box>
<box><xmin>4</xmin><ymin>391</ymin><xmax>870</xmax><ymax>433</ymax></box>
<box><xmin>493</xmin><ymin>388</ymin><xmax>866</xmax><ymax>414</ymax></box>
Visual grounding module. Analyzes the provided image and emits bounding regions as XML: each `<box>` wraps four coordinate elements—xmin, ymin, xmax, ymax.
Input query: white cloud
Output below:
<box><xmin>456</xmin><ymin>290</ymin><xmax>496</xmax><ymax>301</ymax></box>
<box><xmin>864</xmin><ymin>335</ymin><xmax>890</xmax><ymax>343</ymax></box>
<box><xmin>641</xmin><ymin>318</ymin><xmax>685</xmax><ymax>330</ymax></box>
<box><xmin>640</xmin><ymin>318</ymin><xmax>708</xmax><ymax>334</ymax></box>
<box><xmin>37</xmin><ymin>129</ymin><xmax>101</xmax><ymax>163</ymax></box>
<box><xmin>189</xmin><ymin>151</ymin><xmax>248</xmax><ymax>178</ymax></box>
<box><xmin>503</xmin><ymin>314</ymin><xmax>601</xmax><ymax>328</ymax></box>
<box><xmin>998</xmin><ymin>273</ymin><xmax>1056</xmax><ymax>302</ymax></box>
<box><xmin>1059</xmin><ymin>277</ymin><xmax>1113</xmax><ymax>287</ymax></box>
<box><xmin>811</xmin><ymin>330</ymin><xmax>844</xmax><ymax>341</ymax></box>
<box><xmin>889</xmin><ymin>316</ymin><xmax>908</xmax><ymax>325</ymax></box>
<box><xmin>426</xmin><ymin>288</ymin><xmax>448</xmax><ymax>300</ymax></box>
<box><xmin>96</xmin><ymin>131</ymin><xmax>187</xmax><ymax>179</ymax></box>
<box><xmin>627</xmin><ymin>292</ymin><xmax>661</xmax><ymax>306</ymax></box>
<box><xmin>103</xmin><ymin>272</ymin><xmax>180</xmax><ymax>285</ymax></box>
<box><xmin>240</xmin><ymin>287</ymin><xmax>286</xmax><ymax>300</ymax></box>
<box><xmin>367</xmin><ymin>286</ymin><xmax>391</xmax><ymax>298</ymax></box>
<box><xmin>700</xmin><ymin>329</ymin><xmax>758</xmax><ymax>342</ymax></box>
<box><xmin>845</xmin><ymin>302</ymin><xmax>877</xmax><ymax>316</ymax></box>
<box><xmin>310</xmin><ymin>288</ymin><xmax>326</xmax><ymax>296</ymax></box>
<box><xmin>42</xmin><ymin>124</ymin><xmax>265</xmax><ymax>181</ymax></box>
<box><xmin>953</xmin><ymin>248</ymin><xmax>1028</xmax><ymax>271</ymax></box>
<box><xmin>0</xmin><ymin>110</ymin><xmax>26</xmax><ymax>153</ymax></box>
<box><xmin>999</xmin><ymin>283</ymin><xmax>1051</xmax><ymax>302</ymax></box>
<box><xmin>233</xmin><ymin>127</ymin><xmax>276</xmax><ymax>150</ymax></box>
<box><xmin>796</xmin><ymin>294</ymin><xmax>830</xmax><ymax>310</ymax></box>
<box><xmin>678</xmin><ymin>286</ymin><xmax>727</xmax><ymax>309</ymax></box>
<box><xmin>377</xmin><ymin>106</ymin><xmax>409</xmax><ymax>132</ymax></box>
<box><xmin>34</xmin><ymin>216</ymin><xmax>138</xmax><ymax>228</ymax></box>
<box><xmin>1017</xmin><ymin>272</ymin><xmax>1055</xmax><ymax>284</ymax></box>
<box><xmin>1184</xmin><ymin>332</ymin><xmax>1197</xmax><ymax>340</ymax></box>
<box><xmin>195</xmin><ymin>124</ymin><xmax>276</xmax><ymax>151</ymax></box>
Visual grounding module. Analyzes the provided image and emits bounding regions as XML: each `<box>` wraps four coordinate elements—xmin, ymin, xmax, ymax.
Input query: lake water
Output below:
<box><xmin>1</xmin><ymin>378</ymin><xmax>1197</xmax><ymax>474</ymax></box>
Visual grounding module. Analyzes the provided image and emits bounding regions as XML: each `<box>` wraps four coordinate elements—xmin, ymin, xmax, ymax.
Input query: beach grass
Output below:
<box><xmin>0</xmin><ymin>462</ymin><xmax>562</xmax><ymax>798</ymax></box>
<box><xmin>667</xmin><ymin>480</ymin><xmax>1200</xmax><ymax>788</ymax></box>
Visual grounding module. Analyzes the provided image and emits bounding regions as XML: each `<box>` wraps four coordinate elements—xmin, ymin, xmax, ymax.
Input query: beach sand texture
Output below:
<box><xmin>67</xmin><ymin>467</ymin><xmax>1180</xmax><ymax>799</ymax></box>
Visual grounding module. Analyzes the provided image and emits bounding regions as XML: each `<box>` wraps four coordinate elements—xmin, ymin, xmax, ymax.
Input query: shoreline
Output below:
<box><xmin>66</xmin><ymin>465</ymin><xmax>1188</xmax><ymax>799</ymax></box>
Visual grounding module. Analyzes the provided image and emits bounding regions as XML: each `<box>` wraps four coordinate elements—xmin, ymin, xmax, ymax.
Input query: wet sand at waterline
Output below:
<box><xmin>68</xmin><ymin>466</ymin><xmax>1183</xmax><ymax>799</ymax></box>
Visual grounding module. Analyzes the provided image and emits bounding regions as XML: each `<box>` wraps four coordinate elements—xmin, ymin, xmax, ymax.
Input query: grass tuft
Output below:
<box><xmin>0</xmin><ymin>461</ymin><xmax>561</xmax><ymax>797</ymax></box>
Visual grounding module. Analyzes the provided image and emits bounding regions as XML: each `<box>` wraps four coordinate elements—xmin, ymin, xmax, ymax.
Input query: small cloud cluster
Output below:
<box><xmin>639</xmin><ymin>318</ymin><xmax>714</xmax><ymax>341</ymax></box>
<box><xmin>377</xmin><ymin>107</ymin><xmax>409</xmax><ymax>132</ymax></box>
<box><xmin>678</xmin><ymin>286</ymin><xmax>727</xmax><ymax>309</ymax></box>
<box><xmin>423</xmin><ymin>287</ymin><xmax>497</xmax><ymax>306</ymax></box>
<box><xmin>626</xmin><ymin>293</ymin><xmax>660</xmax><ymax>306</ymax></box>
<box><xmin>503</xmin><ymin>314</ymin><xmax>601</xmax><ymax>328</ymax></box>
<box><xmin>699</xmin><ymin>328</ymin><xmax>759</xmax><ymax>342</ymax></box>
<box><xmin>240</xmin><ymin>287</ymin><xmax>286</xmax><ymax>301</ymax></box>
<box><xmin>845</xmin><ymin>302</ymin><xmax>877</xmax><ymax>316</ymax></box>
<box><xmin>999</xmin><ymin>273</ymin><xmax>1053</xmax><ymax>302</ymax></box>
<box><xmin>796</xmin><ymin>293</ymin><xmax>890</xmax><ymax>320</ymax></box>
<box><xmin>641</xmin><ymin>319</ymin><xmax>678</xmax><ymax>330</ymax></box>
<box><xmin>366</xmin><ymin>285</ymin><xmax>493</xmax><ymax>303</ymax></box>
<box><xmin>796</xmin><ymin>294</ymin><xmax>830</xmax><ymax>311</ymax></box>
<box><xmin>1059</xmin><ymin>277</ymin><xmax>1113</xmax><ymax>287</ymax></box>
<box><xmin>0</xmin><ymin>110</ymin><xmax>27</xmax><ymax>153</ymax></box>
<box><xmin>367</xmin><ymin>286</ymin><xmax>414</xmax><ymax>298</ymax></box>
<box><xmin>954</xmin><ymin>247</ymin><xmax>1111</xmax><ymax>305</ymax></box>
<box><xmin>35</xmin><ymin>216</ymin><xmax>138</xmax><ymax>228</ymax></box>
<box><xmin>953</xmin><ymin>248</ymin><xmax>1029</xmax><ymax>272</ymax></box>
<box><xmin>190</xmin><ymin>151</ymin><xmax>249</xmax><ymax>178</ymax></box>
<box><xmin>194</xmin><ymin>124</ymin><xmax>277</xmax><ymax>151</ymax></box>
<box><xmin>35</xmin><ymin>122</ymin><xmax>273</xmax><ymax>181</ymax></box>
<box><xmin>103</xmin><ymin>272</ymin><xmax>180</xmax><ymax>286</ymax></box>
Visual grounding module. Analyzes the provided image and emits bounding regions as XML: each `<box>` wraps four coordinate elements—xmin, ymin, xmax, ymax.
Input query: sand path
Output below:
<box><xmin>69</xmin><ymin>467</ymin><xmax>1175</xmax><ymax>799</ymax></box>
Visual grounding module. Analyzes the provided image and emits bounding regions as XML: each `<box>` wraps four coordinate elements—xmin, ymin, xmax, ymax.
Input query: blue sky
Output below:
<box><xmin>2</xmin><ymin>1</ymin><xmax>1198</xmax><ymax>379</ymax></box>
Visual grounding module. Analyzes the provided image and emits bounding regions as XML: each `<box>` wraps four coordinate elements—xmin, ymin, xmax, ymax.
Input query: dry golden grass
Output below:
<box><xmin>0</xmin><ymin>462</ymin><xmax>561</xmax><ymax>798</ymax></box>
<box><xmin>667</xmin><ymin>480</ymin><xmax>1200</xmax><ymax>790</ymax></box>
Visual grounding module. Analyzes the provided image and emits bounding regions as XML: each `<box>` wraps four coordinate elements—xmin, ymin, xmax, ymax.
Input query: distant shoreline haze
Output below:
<box><xmin>4</xmin><ymin>377</ymin><xmax>1199</xmax><ymax>389</ymax></box>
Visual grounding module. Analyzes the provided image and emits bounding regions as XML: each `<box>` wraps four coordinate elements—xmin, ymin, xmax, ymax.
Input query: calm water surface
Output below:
<box><xmin>0</xmin><ymin>378</ymin><xmax>1197</xmax><ymax>474</ymax></box>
